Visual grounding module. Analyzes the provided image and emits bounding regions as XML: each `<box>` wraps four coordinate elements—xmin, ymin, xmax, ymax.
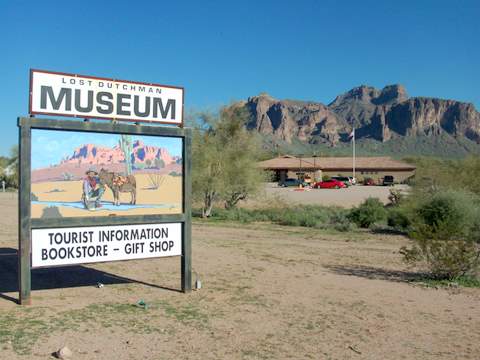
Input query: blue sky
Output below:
<box><xmin>1</xmin><ymin>0</ymin><xmax>479</xmax><ymax>155</ymax></box>
<box><xmin>31</xmin><ymin>129</ymin><xmax>182</xmax><ymax>169</ymax></box>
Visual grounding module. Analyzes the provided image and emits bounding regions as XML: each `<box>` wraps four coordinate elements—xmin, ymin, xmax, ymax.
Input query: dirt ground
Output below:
<box><xmin>0</xmin><ymin>193</ymin><xmax>479</xmax><ymax>359</ymax></box>
<box><xmin>261</xmin><ymin>183</ymin><xmax>410</xmax><ymax>208</ymax></box>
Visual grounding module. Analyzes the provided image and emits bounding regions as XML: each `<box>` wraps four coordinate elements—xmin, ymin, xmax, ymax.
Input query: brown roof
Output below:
<box><xmin>258</xmin><ymin>155</ymin><xmax>416</xmax><ymax>171</ymax></box>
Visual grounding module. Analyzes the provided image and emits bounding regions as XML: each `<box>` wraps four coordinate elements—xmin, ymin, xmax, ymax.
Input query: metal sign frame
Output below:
<box><xmin>18</xmin><ymin>117</ymin><xmax>192</xmax><ymax>305</ymax></box>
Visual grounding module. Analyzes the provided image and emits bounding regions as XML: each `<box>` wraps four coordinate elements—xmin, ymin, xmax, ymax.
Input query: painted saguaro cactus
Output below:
<box><xmin>119</xmin><ymin>135</ymin><xmax>133</xmax><ymax>175</ymax></box>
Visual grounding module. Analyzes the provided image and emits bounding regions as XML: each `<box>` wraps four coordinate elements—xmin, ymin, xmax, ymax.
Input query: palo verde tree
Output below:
<box><xmin>192</xmin><ymin>105</ymin><xmax>266</xmax><ymax>217</ymax></box>
<box><xmin>216</xmin><ymin>106</ymin><xmax>267</xmax><ymax>209</ymax></box>
<box><xmin>192</xmin><ymin>124</ymin><xmax>223</xmax><ymax>218</ymax></box>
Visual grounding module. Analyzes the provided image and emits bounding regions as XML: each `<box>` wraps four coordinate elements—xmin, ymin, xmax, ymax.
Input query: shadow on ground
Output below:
<box><xmin>0</xmin><ymin>247</ymin><xmax>181</xmax><ymax>304</ymax></box>
<box><xmin>325</xmin><ymin>264</ymin><xmax>427</xmax><ymax>283</ymax></box>
<box><xmin>370</xmin><ymin>227</ymin><xmax>408</xmax><ymax>236</ymax></box>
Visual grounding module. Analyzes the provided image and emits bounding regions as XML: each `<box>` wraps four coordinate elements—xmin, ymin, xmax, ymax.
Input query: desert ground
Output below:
<box><xmin>261</xmin><ymin>184</ymin><xmax>409</xmax><ymax>208</ymax></box>
<box><xmin>31</xmin><ymin>174</ymin><xmax>182</xmax><ymax>218</ymax></box>
<box><xmin>1</xmin><ymin>193</ymin><xmax>479</xmax><ymax>359</ymax></box>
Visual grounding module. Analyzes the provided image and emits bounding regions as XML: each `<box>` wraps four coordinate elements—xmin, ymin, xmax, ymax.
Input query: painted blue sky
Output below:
<box><xmin>1</xmin><ymin>0</ymin><xmax>479</xmax><ymax>155</ymax></box>
<box><xmin>31</xmin><ymin>129</ymin><xmax>182</xmax><ymax>170</ymax></box>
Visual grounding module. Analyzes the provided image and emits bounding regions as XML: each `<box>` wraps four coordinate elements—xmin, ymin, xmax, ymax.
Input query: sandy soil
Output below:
<box><xmin>31</xmin><ymin>174</ymin><xmax>182</xmax><ymax>218</ymax></box>
<box><xmin>0</xmin><ymin>193</ymin><xmax>479</xmax><ymax>359</ymax></box>
<box><xmin>259</xmin><ymin>183</ymin><xmax>410</xmax><ymax>208</ymax></box>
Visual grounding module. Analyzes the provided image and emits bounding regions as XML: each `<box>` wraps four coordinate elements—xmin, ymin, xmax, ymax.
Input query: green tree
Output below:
<box><xmin>192</xmin><ymin>125</ymin><xmax>224</xmax><ymax>217</ymax></box>
<box><xmin>8</xmin><ymin>145</ymin><xmax>19</xmax><ymax>188</ymax></box>
<box><xmin>192</xmin><ymin>106</ymin><xmax>265</xmax><ymax>217</ymax></box>
<box><xmin>216</xmin><ymin>106</ymin><xmax>267</xmax><ymax>209</ymax></box>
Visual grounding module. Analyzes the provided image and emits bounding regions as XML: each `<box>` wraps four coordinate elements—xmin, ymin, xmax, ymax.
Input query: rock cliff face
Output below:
<box><xmin>242</xmin><ymin>85</ymin><xmax>480</xmax><ymax>145</ymax></box>
<box><xmin>245</xmin><ymin>94</ymin><xmax>345</xmax><ymax>145</ymax></box>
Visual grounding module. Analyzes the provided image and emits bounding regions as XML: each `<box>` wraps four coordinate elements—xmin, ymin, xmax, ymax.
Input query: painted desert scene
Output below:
<box><xmin>30</xmin><ymin>129</ymin><xmax>183</xmax><ymax>218</ymax></box>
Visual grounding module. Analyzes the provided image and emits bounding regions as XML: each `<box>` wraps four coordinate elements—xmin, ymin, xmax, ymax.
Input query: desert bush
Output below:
<box><xmin>329</xmin><ymin>209</ymin><xmax>356</xmax><ymax>232</ymax></box>
<box><xmin>400</xmin><ymin>190</ymin><xmax>480</xmax><ymax>279</ymax></box>
<box><xmin>322</xmin><ymin>174</ymin><xmax>331</xmax><ymax>181</ymax></box>
<box><xmin>388</xmin><ymin>189</ymin><xmax>404</xmax><ymax>206</ymax></box>
<box><xmin>348</xmin><ymin>197</ymin><xmax>386</xmax><ymax>228</ymax></box>
<box><xmin>200</xmin><ymin>205</ymin><xmax>355</xmax><ymax>231</ymax></box>
<box><xmin>387</xmin><ymin>207</ymin><xmax>412</xmax><ymax>232</ymax></box>
<box><xmin>405</xmin><ymin>156</ymin><xmax>480</xmax><ymax>196</ymax></box>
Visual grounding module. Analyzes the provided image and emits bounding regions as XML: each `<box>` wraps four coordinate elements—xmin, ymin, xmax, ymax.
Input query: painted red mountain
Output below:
<box><xmin>61</xmin><ymin>140</ymin><xmax>175</xmax><ymax>167</ymax></box>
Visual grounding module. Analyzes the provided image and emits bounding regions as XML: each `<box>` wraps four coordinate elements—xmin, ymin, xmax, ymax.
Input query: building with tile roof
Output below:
<box><xmin>258</xmin><ymin>155</ymin><xmax>416</xmax><ymax>184</ymax></box>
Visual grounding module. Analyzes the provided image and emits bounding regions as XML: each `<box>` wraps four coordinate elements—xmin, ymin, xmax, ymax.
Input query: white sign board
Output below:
<box><xmin>29</xmin><ymin>69</ymin><xmax>184</xmax><ymax>125</ymax></box>
<box><xmin>31</xmin><ymin>223</ymin><xmax>182</xmax><ymax>268</ymax></box>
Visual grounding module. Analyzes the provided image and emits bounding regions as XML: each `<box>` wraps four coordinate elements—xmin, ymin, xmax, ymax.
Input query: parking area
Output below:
<box><xmin>263</xmin><ymin>183</ymin><xmax>410</xmax><ymax>208</ymax></box>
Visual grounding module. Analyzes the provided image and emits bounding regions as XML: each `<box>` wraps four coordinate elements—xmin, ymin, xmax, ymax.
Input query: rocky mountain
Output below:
<box><xmin>61</xmin><ymin>140</ymin><xmax>174</xmax><ymax>168</ymax></box>
<box><xmin>241</xmin><ymin>85</ymin><xmax>480</xmax><ymax>148</ymax></box>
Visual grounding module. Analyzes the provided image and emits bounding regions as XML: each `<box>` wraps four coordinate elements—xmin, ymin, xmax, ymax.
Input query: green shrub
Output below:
<box><xmin>387</xmin><ymin>207</ymin><xmax>411</xmax><ymax>232</ymax></box>
<box><xmin>400</xmin><ymin>190</ymin><xmax>480</xmax><ymax>279</ymax></box>
<box><xmin>194</xmin><ymin>204</ymin><xmax>355</xmax><ymax>231</ymax></box>
<box><xmin>348</xmin><ymin>197</ymin><xmax>386</xmax><ymax>228</ymax></box>
<box><xmin>330</xmin><ymin>210</ymin><xmax>356</xmax><ymax>232</ymax></box>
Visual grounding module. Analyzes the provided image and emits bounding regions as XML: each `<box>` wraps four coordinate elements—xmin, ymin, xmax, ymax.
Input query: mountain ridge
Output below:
<box><xmin>236</xmin><ymin>85</ymin><xmax>480</xmax><ymax>156</ymax></box>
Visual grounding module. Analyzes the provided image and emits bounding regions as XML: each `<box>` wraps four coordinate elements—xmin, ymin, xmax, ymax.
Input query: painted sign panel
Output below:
<box><xmin>31</xmin><ymin>223</ymin><xmax>182</xmax><ymax>268</ymax></box>
<box><xmin>29</xmin><ymin>69</ymin><xmax>184</xmax><ymax>125</ymax></box>
<box><xmin>31</xmin><ymin>129</ymin><xmax>183</xmax><ymax>218</ymax></box>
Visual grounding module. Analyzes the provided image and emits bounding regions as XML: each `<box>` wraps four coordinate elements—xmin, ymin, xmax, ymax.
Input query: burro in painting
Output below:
<box><xmin>30</xmin><ymin>129</ymin><xmax>183</xmax><ymax>218</ymax></box>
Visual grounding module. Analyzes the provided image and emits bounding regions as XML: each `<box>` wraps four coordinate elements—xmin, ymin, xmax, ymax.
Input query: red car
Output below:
<box><xmin>363</xmin><ymin>178</ymin><xmax>376</xmax><ymax>186</ymax></box>
<box><xmin>313</xmin><ymin>179</ymin><xmax>346</xmax><ymax>189</ymax></box>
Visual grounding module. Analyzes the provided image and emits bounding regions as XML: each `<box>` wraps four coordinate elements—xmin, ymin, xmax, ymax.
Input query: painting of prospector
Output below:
<box><xmin>31</xmin><ymin>129</ymin><xmax>183</xmax><ymax>218</ymax></box>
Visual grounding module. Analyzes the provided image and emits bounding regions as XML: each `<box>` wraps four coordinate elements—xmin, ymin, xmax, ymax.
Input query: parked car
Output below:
<box><xmin>331</xmin><ymin>176</ymin><xmax>354</xmax><ymax>187</ymax></box>
<box><xmin>383</xmin><ymin>175</ymin><xmax>395</xmax><ymax>186</ymax></box>
<box><xmin>313</xmin><ymin>179</ymin><xmax>346</xmax><ymax>189</ymax></box>
<box><xmin>363</xmin><ymin>177</ymin><xmax>376</xmax><ymax>186</ymax></box>
<box><xmin>278</xmin><ymin>178</ymin><xmax>308</xmax><ymax>187</ymax></box>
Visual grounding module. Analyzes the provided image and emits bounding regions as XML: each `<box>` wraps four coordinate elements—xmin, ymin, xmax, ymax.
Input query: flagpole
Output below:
<box><xmin>352</xmin><ymin>128</ymin><xmax>356</xmax><ymax>181</ymax></box>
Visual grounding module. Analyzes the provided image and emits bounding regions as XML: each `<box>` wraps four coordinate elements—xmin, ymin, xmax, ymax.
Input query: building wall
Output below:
<box><xmin>323</xmin><ymin>170</ymin><xmax>414</xmax><ymax>183</ymax></box>
<box><xmin>286</xmin><ymin>170</ymin><xmax>322</xmax><ymax>182</ymax></box>
<box><xmin>271</xmin><ymin>168</ymin><xmax>414</xmax><ymax>184</ymax></box>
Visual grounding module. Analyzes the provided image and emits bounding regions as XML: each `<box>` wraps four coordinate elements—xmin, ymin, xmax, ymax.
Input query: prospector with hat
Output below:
<box><xmin>82</xmin><ymin>167</ymin><xmax>105</xmax><ymax>210</ymax></box>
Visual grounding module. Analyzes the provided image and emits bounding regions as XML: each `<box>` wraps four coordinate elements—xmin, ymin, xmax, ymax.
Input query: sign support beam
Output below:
<box><xmin>19</xmin><ymin>122</ymin><xmax>32</xmax><ymax>305</ymax></box>
<box><xmin>181</xmin><ymin>129</ymin><xmax>192</xmax><ymax>292</ymax></box>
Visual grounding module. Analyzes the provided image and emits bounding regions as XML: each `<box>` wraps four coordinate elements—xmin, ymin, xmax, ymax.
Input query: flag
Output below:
<box><xmin>348</xmin><ymin>129</ymin><xmax>355</xmax><ymax>140</ymax></box>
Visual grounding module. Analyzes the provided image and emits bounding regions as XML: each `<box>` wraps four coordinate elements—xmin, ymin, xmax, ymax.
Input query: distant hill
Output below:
<box><xmin>233</xmin><ymin>85</ymin><xmax>480</xmax><ymax>157</ymax></box>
